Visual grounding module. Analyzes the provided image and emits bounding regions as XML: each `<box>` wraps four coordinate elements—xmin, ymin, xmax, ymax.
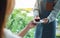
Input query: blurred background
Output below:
<box><xmin>6</xmin><ymin>0</ymin><xmax>60</xmax><ymax>38</ymax></box>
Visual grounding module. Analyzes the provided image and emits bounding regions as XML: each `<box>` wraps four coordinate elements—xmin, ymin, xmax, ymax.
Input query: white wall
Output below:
<box><xmin>15</xmin><ymin>0</ymin><xmax>36</xmax><ymax>8</ymax></box>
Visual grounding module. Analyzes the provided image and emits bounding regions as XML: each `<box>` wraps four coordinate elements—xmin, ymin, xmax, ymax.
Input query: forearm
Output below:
<box><xmin>47</xmin><ymin>9</ymin><xmax>59</xmax><ymax>23</ymax></box>
<box><xmin>18</xmin><ymin>25</ymin><xmax>30</xmax><ymax>37</ymax></box>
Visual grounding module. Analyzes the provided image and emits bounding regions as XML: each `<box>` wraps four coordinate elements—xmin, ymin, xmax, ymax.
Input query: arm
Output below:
<box><xmin>33</xmin><ymin>0</ymin><xmax>40</xmax><ymax>17</ymax></box>
<box><xmin>47</xmin><ymin>0</ymin><xmax>60</xmax><ymax>23</ymax></box>
<box><xmin>18</xmin><ymin>21</ymin><xmax>36</xmax><ymax>37</ymax></box>
<box><xmin>4</xmin><ymin>21</ymin><xmax>36</xmax><ymax>38</ymax></box>
<box><xmin>18</xmin><ymin>25</ymin><xmax>31</xmax><ymax>37</ymax></box>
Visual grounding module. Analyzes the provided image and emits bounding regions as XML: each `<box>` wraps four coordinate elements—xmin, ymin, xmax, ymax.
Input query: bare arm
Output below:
<box><xmin>18</xmin><ymin>21</ymin><xmax>36</xmax><ymax>37</ymax></box>
<box><xmin>18</xmin><ymin>25</ymin><xmax>30</xmax><ymax>37</ymax></box>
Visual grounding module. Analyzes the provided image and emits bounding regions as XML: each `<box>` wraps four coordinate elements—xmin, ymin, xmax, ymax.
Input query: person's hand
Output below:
<box><xmin>19</xmin><ymin>21</ymin><xmax>37</xmax><ymax>37</ymax></box>
<box><xmin>27</xmin><ymin>21</ymin><xmax>37</xmax><ymax>29</ymax></box>
<box><xmin>42</xmin><ymin>18</ymin><xmax>48</xmax><ymax>24</ymax></box>
<box><xmin>34</xmin><ymin>16</ymin><xmax>40</xmax><ymax>22</ymax></box>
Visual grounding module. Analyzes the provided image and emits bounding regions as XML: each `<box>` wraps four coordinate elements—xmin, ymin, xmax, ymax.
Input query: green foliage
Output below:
<box><xmin>6</xmin><ymin>9</ymin><xmax>35</xmax><ymax>38</ymax></box>
<box><xmin>6</xmin><ymin>9</ymin><xmax>60</xmax><ymax>38</ymax></box>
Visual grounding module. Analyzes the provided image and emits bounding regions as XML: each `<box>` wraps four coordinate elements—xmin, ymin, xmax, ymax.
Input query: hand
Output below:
<box><xmin>42</xmin><ymin>18</ymin><xmax>48</xmax><ymax>24</ymax></box>
<box><xmin>27</xmin><ymin>21</ymin><xmax>37</xmax><ymax>29</ymax></box>
<box><xmin>34</xmin><ymin>16</ymin><xmax>40</xmax><ymax>22</ymax></box>
<box><xmin>19</xmin><ymin>21</ymin><xmax>37</xmax><ymax>37</ymax></box>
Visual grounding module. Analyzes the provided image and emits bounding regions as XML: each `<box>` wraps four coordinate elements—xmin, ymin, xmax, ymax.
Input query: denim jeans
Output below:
<box><xmin>34</xmin><ymin>20</ymin><xmax>56</xmax><ymax>38</ymax></box>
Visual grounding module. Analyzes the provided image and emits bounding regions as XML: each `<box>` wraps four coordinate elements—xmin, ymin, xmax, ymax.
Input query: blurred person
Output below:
<box><xmin>33</xmin><ymin>0</ymin><xmax>60</xmax><ymax>38</ymax></box>
<box><xmin>0</xmin><ymin>0</ymin><xmax>36</xmax><ymax>38</ymax></box>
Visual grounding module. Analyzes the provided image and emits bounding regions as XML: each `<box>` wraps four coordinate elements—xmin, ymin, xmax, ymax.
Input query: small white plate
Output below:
<box><xmin>34</xmin><ymin>20</ymin><xmax>44</xmax><ymax>24</ymax></box>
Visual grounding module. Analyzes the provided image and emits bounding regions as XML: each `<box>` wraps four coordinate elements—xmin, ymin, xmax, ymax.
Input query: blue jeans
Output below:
<box><xmin>34</xmin><ymin>21</ymin><xmax>56</xmax><ymax>38</ymax></box>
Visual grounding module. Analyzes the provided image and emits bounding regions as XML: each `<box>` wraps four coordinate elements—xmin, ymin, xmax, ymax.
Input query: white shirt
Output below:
<box><xmin>4</xmin><ymin>29</ymin><xmax>22</xmax><ymax>38</ymax></box>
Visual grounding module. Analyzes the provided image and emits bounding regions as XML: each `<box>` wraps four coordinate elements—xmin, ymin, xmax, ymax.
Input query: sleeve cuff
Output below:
<box><xmin>33</xmin><ymin>10</ymin><xmax>39</xmax><ymax>17</ymax></box>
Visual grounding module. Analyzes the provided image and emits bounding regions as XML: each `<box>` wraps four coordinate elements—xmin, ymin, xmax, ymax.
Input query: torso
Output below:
<box><xmin>39</xmin><ymin>0</ymin><xmax>57</xmax><ymax>19</ymax></box>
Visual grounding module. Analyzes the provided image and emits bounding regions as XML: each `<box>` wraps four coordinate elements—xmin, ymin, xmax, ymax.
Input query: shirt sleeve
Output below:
<box><xmin>47</xmin><ymin>0</ymin><xmax>60</xmax><ymax>23</ymax></box>
<box><xmin>33</xmin><ymin>0</ymin><xmax>40</xmax><ymax>17</ymax></box>
<box><xmin>4</xmin><ymin>29</ymin><xmax>22</xmax><ymax>38</ymax></box>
